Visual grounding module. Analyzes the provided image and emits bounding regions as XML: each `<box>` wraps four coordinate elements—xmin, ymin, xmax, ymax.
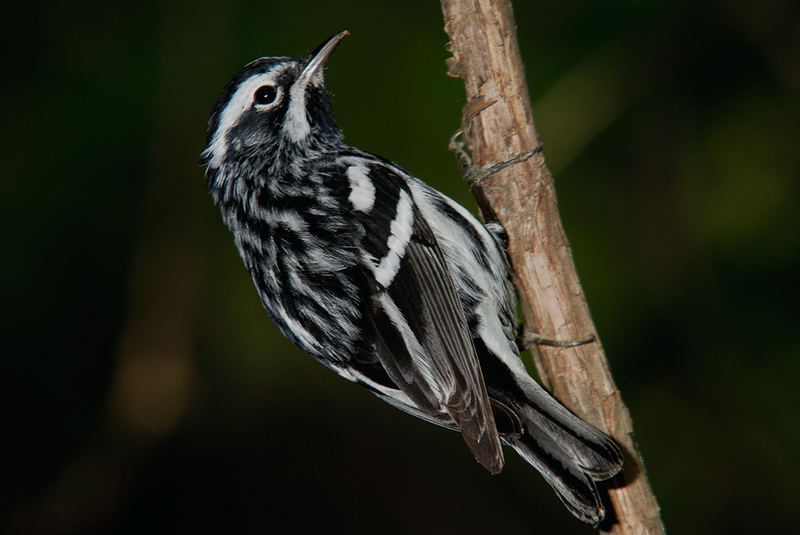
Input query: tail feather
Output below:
<box><xmin>514</xmin><ymin>377</ymin><xmax>623</xmax><ymax>476</ymax></box>
<box><xmin>502</xmin><ymin>377</ymin><xmax>624</xmax><ymax>523</ymax></box>
<box><xmin>507</xmin><ymin>431</ymin><xmax>606</xmax><ymax>524</ymax></box>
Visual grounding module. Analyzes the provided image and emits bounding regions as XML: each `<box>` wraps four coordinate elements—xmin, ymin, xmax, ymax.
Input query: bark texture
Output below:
<box><xmin>440</xmin><ymin>1</ymin><xmax>665</xmax><ymax>533</ymax></box>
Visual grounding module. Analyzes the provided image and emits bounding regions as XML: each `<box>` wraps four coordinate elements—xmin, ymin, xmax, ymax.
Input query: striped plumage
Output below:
<box><xmin>202</xmin><ymin>31</ymin><xmax>623</xmax><ymax>524</ymax></box>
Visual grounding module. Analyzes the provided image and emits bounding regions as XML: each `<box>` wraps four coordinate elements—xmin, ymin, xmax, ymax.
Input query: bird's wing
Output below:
<box><xmin>347</xmin><ymin>158</ymin><xmax>504</xmax><ymax>473</ymax></box>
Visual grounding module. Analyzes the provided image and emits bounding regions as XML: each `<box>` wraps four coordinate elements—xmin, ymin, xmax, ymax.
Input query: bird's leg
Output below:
<box><xmin>468</xmin><ymin>146</ymin><xmax>544</xmax><ymax>189</ymax></box>
<box><xmin>517</xmin><ymin>327</ymin><xmax>595</xmax><ymax>350</ymax></box>
<box><xmin>448</xmin><ymin>129</ymin><xmax>543</xmax><ymax>189</ymax></box>
<box><xmin>450</xmin><ymin>130</ymin><xmax>583</xmax><ymax>349</ymax></box>
<box><xmin>448</xmin><ymin>129</ymin><xmax>478</xmax><ymax>182</ymax></box>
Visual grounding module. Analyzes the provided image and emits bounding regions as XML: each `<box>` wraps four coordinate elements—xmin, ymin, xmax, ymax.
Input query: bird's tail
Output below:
<box><xmin>502</xmin><ymin>378</ymin><xmax>624</xmax><ymax>524</ymax></box>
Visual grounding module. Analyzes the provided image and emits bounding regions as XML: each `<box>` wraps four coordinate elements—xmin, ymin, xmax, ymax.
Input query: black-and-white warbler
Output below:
<box><xmin>202</xmin><ymin>31</ymin><xmax>623</xmax><ymax>524</ymax></box>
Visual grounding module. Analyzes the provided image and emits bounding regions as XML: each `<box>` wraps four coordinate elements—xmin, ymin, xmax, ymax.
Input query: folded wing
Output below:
<box><xmin>351</xmin><ymin>158</ymin><xmax>504</xmax><ymax>472</ymax></box>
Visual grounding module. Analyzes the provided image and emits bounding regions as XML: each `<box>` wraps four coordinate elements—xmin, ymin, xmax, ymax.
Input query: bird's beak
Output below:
<box><xmin>297</xmin><ymin>29</ymin><xmax>349</xmax><ymax>87</ymax></box>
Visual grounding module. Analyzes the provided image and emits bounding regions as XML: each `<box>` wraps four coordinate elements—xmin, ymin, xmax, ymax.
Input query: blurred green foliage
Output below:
<box><xmin>2</xmin><ymin>0</ymin><xmax>798</xmax><ymax>533</ymax></box>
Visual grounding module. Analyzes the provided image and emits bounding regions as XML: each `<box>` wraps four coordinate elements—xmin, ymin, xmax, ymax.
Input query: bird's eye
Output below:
<box><xmin>254</xmin><ymin>85</ymin><xmax>278</xmax><ymax>106</ymax></box>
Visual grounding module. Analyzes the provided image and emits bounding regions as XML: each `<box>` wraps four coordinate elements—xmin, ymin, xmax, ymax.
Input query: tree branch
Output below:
<box><xmin>440</xmin><ymin>1</ymin><xmax>665</xmax><ymax>532</ymax></box>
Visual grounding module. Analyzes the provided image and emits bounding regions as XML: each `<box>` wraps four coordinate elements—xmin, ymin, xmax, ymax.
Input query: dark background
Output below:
<box><xmin>3</xmin><ymin>1</ymin><xmax>799</xmax><ymax>533</ymax></box>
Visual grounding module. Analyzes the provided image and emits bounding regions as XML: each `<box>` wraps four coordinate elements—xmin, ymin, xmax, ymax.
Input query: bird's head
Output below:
<box><xmin>202</xmin><ymin>30</ymin><xmax>348</xmax><ymax>187</ymax></box>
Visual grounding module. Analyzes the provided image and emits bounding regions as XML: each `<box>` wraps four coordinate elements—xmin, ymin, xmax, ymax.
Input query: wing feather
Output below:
<box><xmin>366</xmin><ymin>206</ymin><xmax>504</xmax><ymax>473</ymax></box>
<box><xmin>344</xmin><ymin>156</ymin><xmax>504</xmax><ymax>472</ymax></box>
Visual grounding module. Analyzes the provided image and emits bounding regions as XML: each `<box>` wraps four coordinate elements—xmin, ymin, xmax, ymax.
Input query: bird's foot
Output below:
<box><xmin>448</xmin><ymin>129</ymin><xmax>543</xmax><ymax>188</ymax></box>
<box><xmin>518</xmin><ymin>329</ymin><xmax>595</xmax><ymax>350</ymax></box>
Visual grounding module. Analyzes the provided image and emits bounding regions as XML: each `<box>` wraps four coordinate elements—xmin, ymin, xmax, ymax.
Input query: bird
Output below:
<box><xmin>201</xmin><ymin>30</ymin><xmax>623</xmax><ymax>524</ymax></box>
